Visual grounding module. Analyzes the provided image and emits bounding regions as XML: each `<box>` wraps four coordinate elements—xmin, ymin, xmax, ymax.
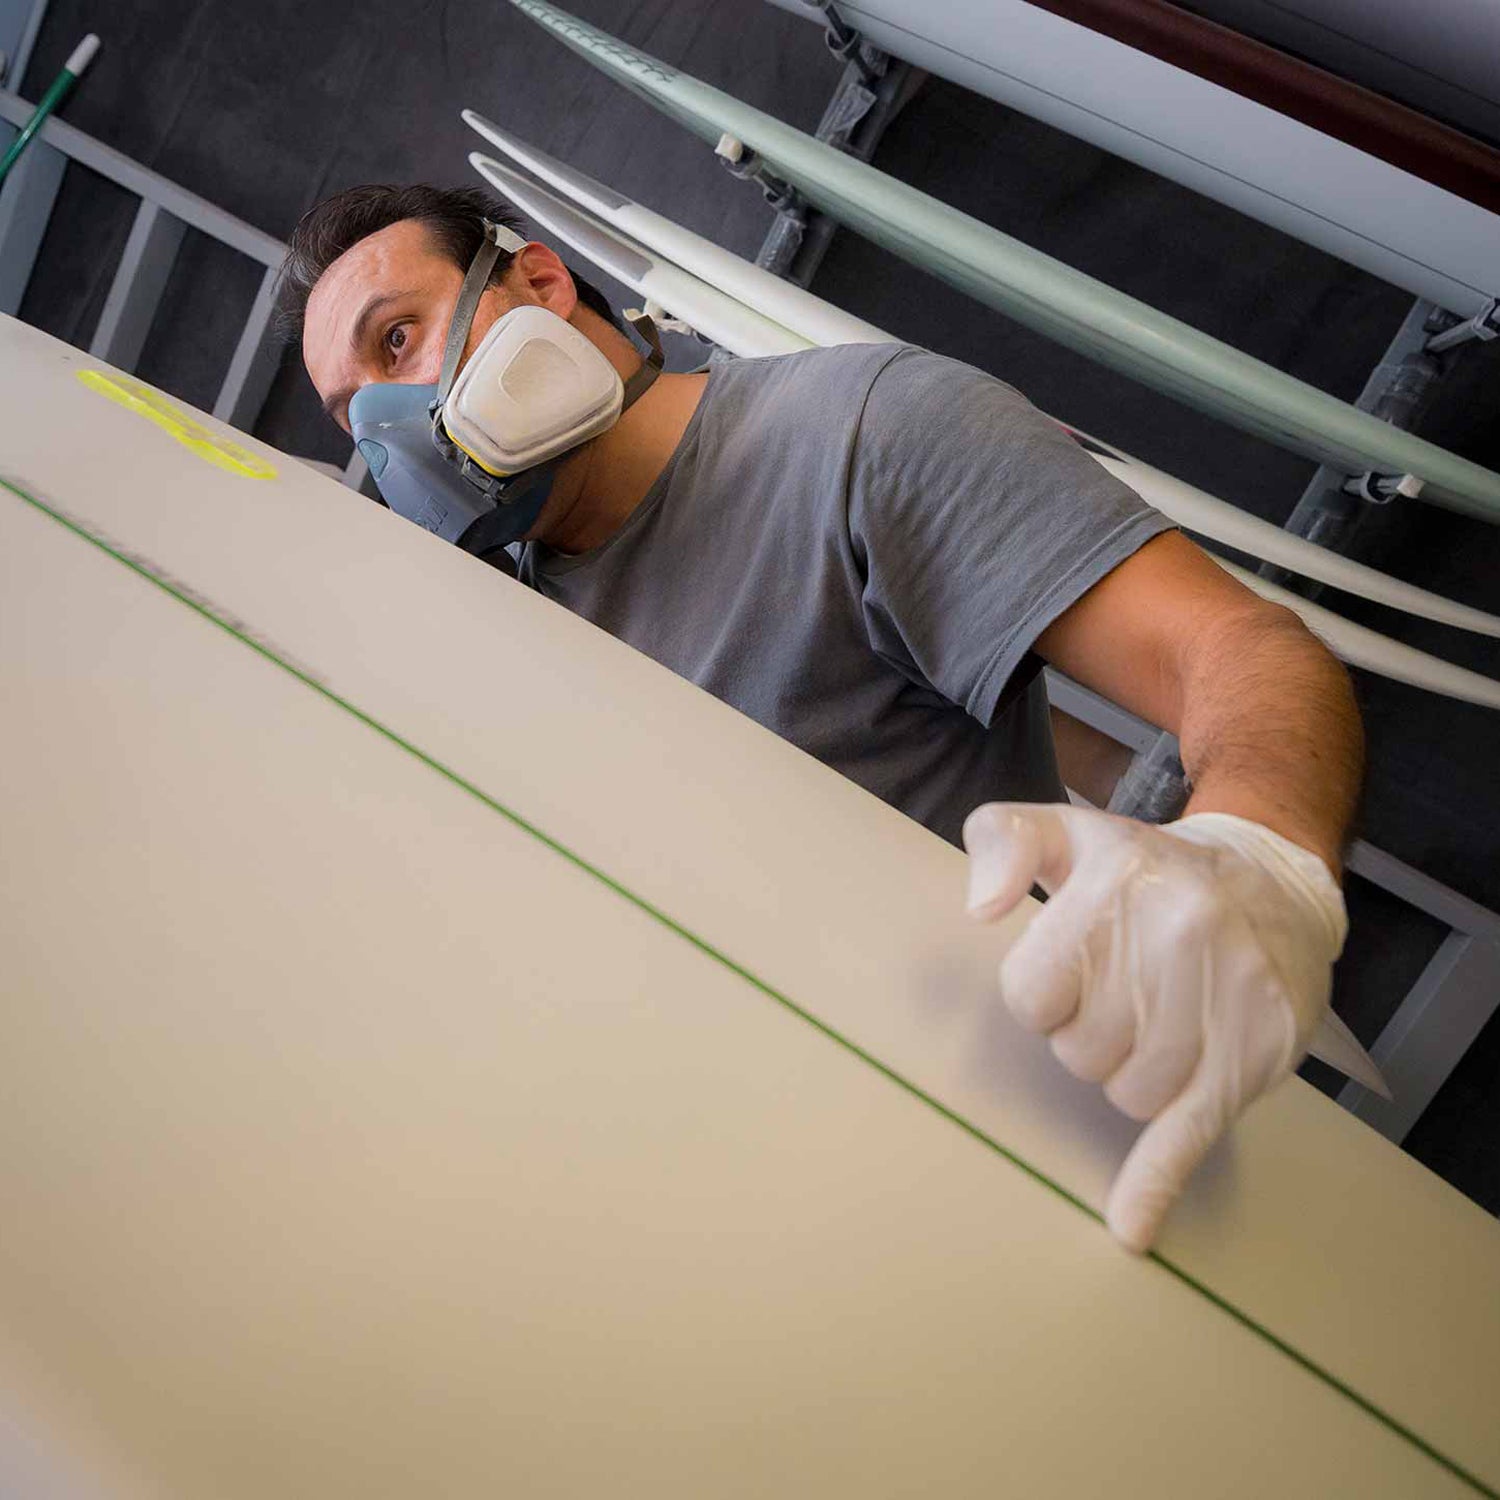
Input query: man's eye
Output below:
<box><xmin>383</xmin><ymin>324</ymin><xmax>410</xmax><ymax>357</ymax></box>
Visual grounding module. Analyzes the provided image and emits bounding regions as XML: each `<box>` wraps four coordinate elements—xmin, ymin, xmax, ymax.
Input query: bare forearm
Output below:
<box><xmin>1033</xmin><ymin>533</ymin><xmax>1364</xmax><ymax>869</ymax></box>
<box><xmin>1177</xmin><ymin>604</ymin><xmax>1363</xmax><ymax>874</ymax></box>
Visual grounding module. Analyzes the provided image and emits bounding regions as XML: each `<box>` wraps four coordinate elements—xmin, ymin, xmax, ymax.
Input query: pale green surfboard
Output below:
<box><xmin>507</xmin><ymin>0</ymin><xmax>1500</xmax><ymax>525</ymax></box>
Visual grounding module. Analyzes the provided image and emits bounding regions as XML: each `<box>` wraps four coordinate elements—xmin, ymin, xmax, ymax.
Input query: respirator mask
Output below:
<box><xmin>348</xmin><ymin>220</ymin><xmax>663</xmax><ymax>563</ymax></box>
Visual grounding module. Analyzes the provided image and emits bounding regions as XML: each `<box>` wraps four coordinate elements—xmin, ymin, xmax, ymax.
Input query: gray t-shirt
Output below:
<box><xmin>520</xmin><ymin>344</ymin><xmax>1172</xmax><ymax>847</ymax></box>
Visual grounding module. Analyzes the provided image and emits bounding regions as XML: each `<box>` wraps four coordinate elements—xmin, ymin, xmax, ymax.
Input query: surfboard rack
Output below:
<box><xmin>716</xmin><ymin>136</ymin><xmax>813</xmax><ymax>282</ymax></box>
<box><xmin>728</xmin><ymin>11</ymin><xmax>925</xmax><ymax>287</ymax></box>
<box><xmin>715</xmin><ymin>135</ymin><xmax>803</xmax><ymax>217</ymax></box>
<box><xmin>1426</xmin><ymin>295</ymin><xmax>1500</xmax><ymax>355</ymax></box>
<box><xmin>799</xmin><ymin>0</ymin><xmax>882</xmax><ymax>86</ymax></box>
<box><xmin>1343</xmin><ymin>471</ymin><xmax>1421</xmax><ymax>507</ymax></box>
<box><xmin>1259</xmin><ymin>295</ymin><xmax>1494</xmax><ymax>603</ymax></box>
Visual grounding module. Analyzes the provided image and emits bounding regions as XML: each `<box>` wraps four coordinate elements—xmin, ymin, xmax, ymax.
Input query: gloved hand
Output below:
<box><xmin>962</xmin><ymin>803</ymin><xmax>1348</xmax><ymax>1253</ymax></box>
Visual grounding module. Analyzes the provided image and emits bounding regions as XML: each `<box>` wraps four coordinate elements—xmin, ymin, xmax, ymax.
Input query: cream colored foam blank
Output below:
<box><xmin>2</xmin><ymin>315</ymin><xmax>1497</xmax><ymax>1496</ymax></box>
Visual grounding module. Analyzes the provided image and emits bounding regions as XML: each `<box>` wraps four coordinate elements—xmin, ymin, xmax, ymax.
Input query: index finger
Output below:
<box><xmin>1104</xmin><ymin>1073</ymin><xmax>1234</xmax><ymax>1253</ymax></box>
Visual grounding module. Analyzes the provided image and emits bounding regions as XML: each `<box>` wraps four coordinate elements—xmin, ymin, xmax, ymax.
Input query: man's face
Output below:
<box><xmin>302</xmin><ymin>218</ymin><xmax>515</xmax><ymax>435</ymax></box>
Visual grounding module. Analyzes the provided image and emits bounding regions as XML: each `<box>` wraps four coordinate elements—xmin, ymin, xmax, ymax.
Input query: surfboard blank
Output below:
<box><xmin>3</xmin><ymin>313</ymin><xmax>1498</xmax><ymax>1496</ymax></box>
<box><xmin>508</xmin><ymin>0</ymin><xmax>1500</xmax><ymax>525</ymax></box>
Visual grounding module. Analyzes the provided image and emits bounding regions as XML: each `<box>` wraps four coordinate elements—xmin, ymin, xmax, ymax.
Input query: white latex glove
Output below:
<box><xmin>963</xmin><ymin>803</ymin><xmax>1349</xmax><ymax>1253</ymax></box>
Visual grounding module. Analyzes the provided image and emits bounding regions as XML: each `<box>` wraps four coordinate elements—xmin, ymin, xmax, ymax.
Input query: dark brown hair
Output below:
<box><xmin>277</xmin><ymin>183</ymin><xmax>616</xmax><ymax>339</ymax></box>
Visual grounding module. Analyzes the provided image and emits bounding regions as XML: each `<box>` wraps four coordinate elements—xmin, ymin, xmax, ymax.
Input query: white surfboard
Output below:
<box><xmin>467</xmin><ymin>149</ymin><xmax>1500</xmax><ymax>713</ymax></box>
<box><xmin>763</xmin><ymin>0</ymin><xmax>1500</xmax><ymax>317</ymax></box>
<box><xmin>4</xmin><ymin>318</ymin><xmax>1499</xmax><ymax>1497</ymax></box>
<box><xmin>464</xmin><ymin>121</ymin><xmax>1500</xmax><ymax>642</ymax></box>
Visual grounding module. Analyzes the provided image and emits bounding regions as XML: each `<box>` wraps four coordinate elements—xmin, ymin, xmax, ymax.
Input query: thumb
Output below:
<box><xmin>1105</xmin><ymin>1076</ymin><xmax>1233</xmax><ymax>1253</ymax></box>
<box><xmin>962</xmin><ymin>802</ymin><xmax>1076</xmax><ymax>921</ymax></box>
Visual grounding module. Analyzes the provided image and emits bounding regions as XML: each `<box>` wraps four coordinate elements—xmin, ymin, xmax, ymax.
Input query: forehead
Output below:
<box><xmin>302</xmin><ymin>219</ymin><xmax>458</xmax><ymax>363</ymax></box>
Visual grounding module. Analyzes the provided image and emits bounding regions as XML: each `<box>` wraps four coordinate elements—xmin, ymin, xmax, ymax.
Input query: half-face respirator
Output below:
<box><xmin>348</xmin><ymin>221</ymin><xmax>663</xmax><ymax>561</ymax></box>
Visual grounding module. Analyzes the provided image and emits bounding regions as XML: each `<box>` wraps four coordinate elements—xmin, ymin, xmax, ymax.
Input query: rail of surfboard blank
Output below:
<box><xmin>4</xmin><ymin>314</ymin><xmax>1499</xmax><ymax>1496</ymax></box>
<box><xmin>506</xmin><ymin>0</ymin><xmax>1500</xmax><ymax>526</ymax></box>
<box><xmin>465</xmin><ymin>121</ymin><xmax>1500</xmax><ymax>647</ymax></box>
<box><xmin>762</xmin><ymin>0</ymin><xmax>1500</xmax><ymax>314</ymax></box>
<box><xmin>466</xmin><ymin>146</ymin><xmax>1500</xmax><ymax>1153</ymax></box>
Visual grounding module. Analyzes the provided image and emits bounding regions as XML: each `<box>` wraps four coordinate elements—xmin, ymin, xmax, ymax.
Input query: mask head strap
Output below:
<box><xmin>620</xmin><ymin>309</ymin><xmax>665</xmax><ymax>411</ymax></box>
<box><xmin>436</xmin><ymin>219</ymin><xmax>530</xmax><ymax>404</ymax></box>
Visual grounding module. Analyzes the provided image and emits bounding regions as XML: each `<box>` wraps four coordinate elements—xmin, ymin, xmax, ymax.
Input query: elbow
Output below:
<box><xmin>1187</xmin><ymin>595</ymin><xmax>1363</xmax><ymax>728</ymax></box>
<box><xmin>1259</xmin><ymin>601</ymin><xmax>1356</xmax><ymax>688</ymax></box>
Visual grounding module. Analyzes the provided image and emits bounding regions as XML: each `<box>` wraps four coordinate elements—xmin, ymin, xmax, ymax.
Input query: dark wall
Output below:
<box><xmin>18</xmin><ymin>0</ymin><xmax>1500</xmax><ymax>1213</ymax></box>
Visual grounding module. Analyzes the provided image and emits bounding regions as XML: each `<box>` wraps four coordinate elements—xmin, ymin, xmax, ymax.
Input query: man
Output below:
<box><xmin>286</xmin><ymin>183</ymin><xmax>1364</xmax><ymax>1252</ymax></box>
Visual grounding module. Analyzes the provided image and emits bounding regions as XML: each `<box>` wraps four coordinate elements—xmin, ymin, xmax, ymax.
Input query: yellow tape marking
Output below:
<box><xmin>77</xmin><ymin>370</ymin><xmax>277</xmax><ymax>480</ymax></box>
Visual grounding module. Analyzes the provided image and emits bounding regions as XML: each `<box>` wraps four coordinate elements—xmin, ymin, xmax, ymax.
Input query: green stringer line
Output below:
<box><xmin>9</xmin><ymin>475</ymin><xmax>1494</xmax><ymax>1499</ymax></box>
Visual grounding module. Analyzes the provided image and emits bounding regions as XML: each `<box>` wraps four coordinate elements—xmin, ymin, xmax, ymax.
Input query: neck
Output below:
<box><xmin>529</xmin><ymin>312</ymin><xmax>707</xmax><ymax>555</ymax></box>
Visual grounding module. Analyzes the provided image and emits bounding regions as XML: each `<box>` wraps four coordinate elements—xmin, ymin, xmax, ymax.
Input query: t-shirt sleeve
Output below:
<box><xmin>845</xmin><ymin>347</ymin><xmax>1175</xmax><ymax>725</ymax></box>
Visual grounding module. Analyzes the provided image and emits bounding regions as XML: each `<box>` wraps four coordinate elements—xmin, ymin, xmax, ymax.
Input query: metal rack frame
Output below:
<box><xmin>0</xmin><ymin>89</ymin><xmax>290</xmax><ymax>434</ymax></box>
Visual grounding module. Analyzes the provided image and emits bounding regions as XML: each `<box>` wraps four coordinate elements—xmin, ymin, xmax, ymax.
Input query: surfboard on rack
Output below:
<box><xmin>466</xmin><ymin>145</ymin><xmax>1500</xmax><ymax>712</ymax></box>
<box><xmin>762</xmin><ymin>0</ymin><xmax>1500</xmax><ymax>310</ymax></box>
<box><xmin>465</xmin><ymin>117</ymin><xmax>1500</xmax><ymax>645</ymax></box>
<box><xmin>3</xmin><ymin>312</ymin><xmax>1499</xmax><ymax>1499</ymax></box>
<box><xmin>505</xmin><ymin>0</ymin><xmax>1500</xmax><ymax>526</ymax></box>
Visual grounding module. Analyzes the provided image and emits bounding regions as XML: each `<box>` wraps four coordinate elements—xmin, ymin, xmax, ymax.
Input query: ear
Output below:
<box><xmin>505</xmin><ymin>241</ymin><xmax>579</xmax><ymax>320</ymax></box>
